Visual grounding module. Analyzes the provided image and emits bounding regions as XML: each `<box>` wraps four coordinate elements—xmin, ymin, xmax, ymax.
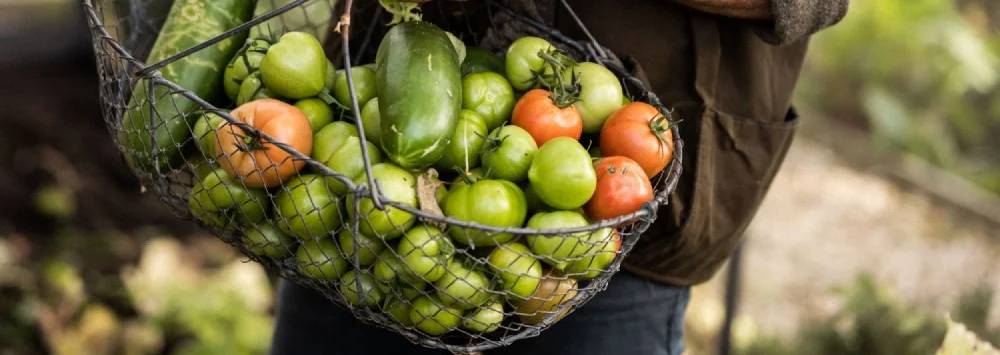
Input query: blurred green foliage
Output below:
<box><xmin>34</xmin><ymin>185</ymin><xmax>77</xmax><ymax>221</ymax></box>
<box><xmin>735</xmin><ymin>275</ymin><xmax>998</xmax><ymax>355</ymax></box>
<box><xmin>938</xmin><ymin>316</ymin><xmax>1000</xmax><ymax>354</ymax></box>
<box><xmin>122</xmin><ymin>239</ymin><xmax>274</xmax><ymax>355</ymax></box>
<box><xmin>798</xmin><ymin>0</ymin><xmax>1000</xmax><ymax>193</ymax></box>
<box><xmin>0</xmin><ymin>234</ymin><xmax>274</xmax><ymax>355</ymax></box>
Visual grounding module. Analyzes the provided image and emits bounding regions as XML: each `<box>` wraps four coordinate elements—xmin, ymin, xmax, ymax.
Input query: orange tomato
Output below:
<box><xmin>599</xmin><ymin>102</ymin><xmax>673</xmax><ymax>177</ymax></box>
<box><xmin>511</xmin><ymin>89</ymin><xmax>583</xmax><ymax>146</ymax></box>
<box><xmin>585</xmin><ymin>156</ymin><xmax>653</xmax><ymax>220</ymax></box>
<box><xmin>216</xmin><ymin>99</ymin><xmax>313</xmax><ymax>188</ymax></box>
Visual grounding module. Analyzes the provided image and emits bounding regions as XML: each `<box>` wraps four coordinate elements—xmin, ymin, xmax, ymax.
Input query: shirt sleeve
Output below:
<box><xmin>757</xmin><ymin>0</ymin><xmax>849</xmax><ymax>44</ymax></box>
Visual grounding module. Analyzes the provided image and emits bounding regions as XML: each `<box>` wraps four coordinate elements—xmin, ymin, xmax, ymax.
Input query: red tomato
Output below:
<box><xmin>511</xmin><ymin>89</ymin><xmax>583</xmax><ymax>146</ymax></box>
<box><xmin>216</xmin><ymin>98</ymin><xmax>313</xmax><ymax>188</ymax></box>
<box><xmin>599</xmin><ymin>102</ymin><xmax>674</xmax><ymax>177</ymax></box>
<box><xmin>585</xmin><ymin>156</ymin><xmax>653</xmax><ymax>220</ymax></box>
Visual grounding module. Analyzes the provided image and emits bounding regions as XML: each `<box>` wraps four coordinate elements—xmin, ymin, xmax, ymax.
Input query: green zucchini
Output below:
<box><xmin>375</xmin><ymin>21</ymin><xmax>462</xmax><ymax>169</ymax></box>
<box><xmin>121</xmin><ymin>0</ymin><xmax>253</xmax><ymax>172</ymax></box>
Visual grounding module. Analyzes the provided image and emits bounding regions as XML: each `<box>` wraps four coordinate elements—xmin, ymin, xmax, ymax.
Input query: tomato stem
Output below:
<box><xmin>230</xmin><ymin>129</ymin><xmax>266</xmax><ymax>153</ymax></box>
<box><xmin>318</xmin><ymin>89</ymin><xmax>349</xmax><ymax>112</ymax></box>
<box><xmin>647</xmin><ymin>113</ymin><xmax>673</xmax><ymax>155</ymax></box>
<box><xmin>532</xmin><ymin>48</ymin><xmax>580</xmax><ymax>108</ymax></box>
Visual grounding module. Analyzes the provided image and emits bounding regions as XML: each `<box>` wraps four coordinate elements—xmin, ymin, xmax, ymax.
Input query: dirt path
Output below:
<box><xmin>687</xmin><ymin>137</ymin><xmax>1000</xmax><ymax>344</ymax></box>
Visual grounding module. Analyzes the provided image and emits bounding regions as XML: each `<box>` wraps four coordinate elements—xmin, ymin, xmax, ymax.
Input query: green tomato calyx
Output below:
<box><xmin>533</xmin><ymin>47</ymin><xmax>580</xmax><ymax>108</ymax></box>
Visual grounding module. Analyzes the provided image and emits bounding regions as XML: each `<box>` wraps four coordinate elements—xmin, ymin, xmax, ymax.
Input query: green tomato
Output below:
<box><xmin>275</xmin><ymin>174</ymin><xmax>342</xmax><ymax>240</ymax></box>
<box><xmin>572</xmin><ymin>62</ymin><xmax>625</xmax><ymax>133</ymax></box>
<box><xmin>481</xmin><ymin>125</ymin><xmax>538</xmax><ymax>182</ymax></box>
<box><xmin>192</xmin><ymin>112</ymin><xmax>224</xmax><ymax>159</ymax></box>
<box><xmin>398</xmin><ymin>225</ymin><xmax>454</xmax><ymax>283</ymax></box>
<box><xmin>434</xmin><ymin>179</ymin><xmax>449</xmax><ymax>207</ymax></box>
<box><xmin>373</xmin><ymin>249</ymin><xmax>423</xmax><ymax>286</ymax></box>
<box><xmin>187</xmin><ymin>157</ymin><xmax>216</xmax><ymax>182</ymax></box>
<box><xmin>243</xmin><ymin>224</ymin><xmax>293</xmax><ymax>259</ymax></box>
<box><xmin>435</xmin><ymin>259</ymin><xmax>491</xmax><ymax>310</ymax></box>
<box><xmin>450</xmin><ymin>168</ymin><xmax>485</xmax><ymax>190</ymax></box>
<box><xmin>375</xmin><ymin>278</ymin><xmax>393</xmax><ymax>294</ymax></box>
<box><xmin>360</xmin><ymin>97</ymin><xmax>381</xmax><ymax>145</ymax></box>
<box><xmin>400</xmin><ymin>284</ymin><xmax>425</xmax><ymax>300</ymax></box>
<box><xmin>339</xmin><ymin>270</ymin><xmax>383</xmax><ymax>307</ymax></box>
<box><xmin>332</xmin><ymin>66</ymin><xmax>377</xmax><ymax>109</ymax></box>
<box><xmin>435</xmin><ymin>110</ymin><xmax>489</xmax><ymax>173</ymax></box>
<box><xmin>462</xmin><ymin>47</ymin><xmax>504</xmax><ymax>76</ymax></box>
<box><xmin>443</xmin><ymin>179</ymin><xmax>526</xmax><ymax>247</ymax></box>
<box><xmin>505</xmin><ymin>36</ymin><xmax>555</xmax><ymax>91</ymax></box>
<box><xmin>337</xmin><ymin>229</ymin><xmax>385</xmax><ymax>266</ymax></box>
<box><xmin>527</xmin><ymin>137</ymin><xmax>596</xmax><ymax>209</ymax></box>
<box><xmin>347</xmin><ymin>163</ymin><xmax>417</xmax><ymax>239</ymax></box>
<box><xmin>525</xmin><ymin>211</ymin><xmax>604</xmax><ymax>270</ymax></box>
<box><xmin>487</xmin><ymin>242</ymin><xmax>542</xmax><ymax>300</ymax></box>
<box><xmin>313</xmin><ymin>121</ymin><xmax>383</xmax><ymax>195</ymax></box>
<box><xmin>235</xmin><ymin>71</ymin><xmax>274</xmax><ymax>105</ymax></box>
<box><xmin>564</xmin><ymin>228</ymin><xmax>619</xmax><ymax>280</ymax></box>
<box><xmin>188</xmin><ymin>168</ymin><xmax>267</xmax><ymax>229</ymax></box>
<box><xmin>462</xmin><ymin>71</ymin><xmax>516</xmax><ymax>130</ymax></box>
<box><xmin>296</xmin><ymin>238</ymin><xmax>348</xmax><ymax>280</ymax></box>
<box><xmin>522</xmin><ymin>183</ymin><xmax>551</xmax><ymax>213</ymax></box>
<box><xmin>324</xmin><ymin>60</ymin><xmax>336</xmax><ymax>92</ymax></box>
<box><xmin>410</xmin><ymin>296</ymin><xmax>462</xmax><ymax>336</ymax></box>
<box><xmin>461</xmin><ymin>300</ymin><xmax>504</xmax><ymax>333</ymax></box>
<box><xmin>385</xmin><ymin>296</ymin><xmax>414</xmax><ymax>326</ymax></box>
<box><xmin>223</xmin><ymin>39</ymin><xmax>269</xmax><ymax>101</ymax></box>
<box><xmin>294</xmin><ymin>98</ymin><xmax>334</xmax><ymax>132</ymax></box>
<box><xmin>261</xmin><ymin>31</ymin><xmax>327</xmax><ymax>99</ymax></box>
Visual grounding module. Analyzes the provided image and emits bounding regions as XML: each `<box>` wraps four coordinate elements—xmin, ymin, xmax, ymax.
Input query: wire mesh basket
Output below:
<box><xmin>83</xmin><ymin>0</ymin><xmax>684</xmax><ymax>351</ymax></box>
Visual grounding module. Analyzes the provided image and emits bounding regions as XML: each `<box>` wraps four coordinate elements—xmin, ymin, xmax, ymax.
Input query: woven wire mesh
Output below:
<box><xmin>83</xmin><ymin>0</ymin><xmax>684</xmax><ymax>352</ymax></box>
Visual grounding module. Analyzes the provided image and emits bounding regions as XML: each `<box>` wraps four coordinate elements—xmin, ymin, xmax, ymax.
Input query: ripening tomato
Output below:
<box><xmin>511</xmin><ymin>89</ymin><xmax>583</xmax><ymax>146</ymax></box>
<box><xmin>514</xmin><ymin>270</ymin><xmax>577</xmax><ymax>325</ymax></box>
<box><xmin>585</xmin><ymin>156</ymin><xmax>653</xmax><ymax>220</ymax></box>
<box><xmin>573</xmin><ymin>62</ymin><xmax>625</xmax><ymax>134</ymax></box>
<box><xmin>599</xmin><ymin>102</ymin><xmax>674</xmax><ymax>177</ymax></box>
<box><xmin>216</xmin><ymin>99</ymin><xmax>313</xmax><ymax>188</ymax></box>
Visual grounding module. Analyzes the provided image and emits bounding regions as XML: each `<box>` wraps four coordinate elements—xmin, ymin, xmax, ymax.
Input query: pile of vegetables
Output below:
<box><xmin>125</xmin><ymin>0</ymin><xmax>675</xmax><ymax>338</ymax></box>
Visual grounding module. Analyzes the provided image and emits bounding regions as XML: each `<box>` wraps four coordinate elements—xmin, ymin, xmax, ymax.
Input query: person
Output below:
<box><xmin>270</xmin><ymin>0</ymin><xmax>849</xmax><ymax>354</ymax></box>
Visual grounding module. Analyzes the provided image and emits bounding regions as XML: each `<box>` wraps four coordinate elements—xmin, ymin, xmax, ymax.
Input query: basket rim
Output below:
<box><xmin>81</xmin><ymin>0</ymin><xmax>684</xmax><ymax>237</ymax></box>
<box><xmin>82</xmin><ymin>0</ymin><xmax>688</xmax><ymax>351</ymax></box>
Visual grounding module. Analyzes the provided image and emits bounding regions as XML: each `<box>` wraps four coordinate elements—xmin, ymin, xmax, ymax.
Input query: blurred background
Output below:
<box><xmin>1</xmin><ymin>0</ymin><xmax>998</xmax><ymax>354</ymax></box>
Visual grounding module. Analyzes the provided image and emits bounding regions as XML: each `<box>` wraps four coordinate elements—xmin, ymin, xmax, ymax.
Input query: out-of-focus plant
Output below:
<box><xmin>34</xmin><ymin>185</ymin><xmax>77</xmax><ymax>221</ymax></box>
<box><xmin>0</xmin><ymin>233</ymin><xmax>274</xmax><ymax>355</ymax></box>
<box><xmin>733</xmin><ymin>275</ymin><xmax>999</xmax><ymax>355</ymax></box>
<box><xmin>937</xmin><ymin>315</ymin><xmax>999</xmax><ymax>355</ymax></box>
<box><xmin>798</xmin><ymin>0</ymin><xmax>1000</xmax><ymax>193</ymax></box>
<box><xmin>122</xmin><ymin>238</ymin><xmax>274</xmax><ymax>355</ymax></box>
<box><xmin>952</xmin><ymin>283</ymin><xmax>1000</xmax><ymax>346</ymax></box>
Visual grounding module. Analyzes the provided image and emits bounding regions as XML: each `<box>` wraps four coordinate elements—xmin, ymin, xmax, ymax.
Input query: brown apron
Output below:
<box><xmin>558</xmin><ymin>0</ymin><xmax>805</xmax><ymax>286</ymax></box>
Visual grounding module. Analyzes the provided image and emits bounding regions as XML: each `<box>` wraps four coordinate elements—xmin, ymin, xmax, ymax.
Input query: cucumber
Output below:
<box><xmin>121</xmin><ymin>0</ymin><xmax>253</xmax><ymax>172</ymax></box>
<box><xmin>376</xmin><ymin>21</ymin><xmax>462</xmax><ymax>169</ymax></box>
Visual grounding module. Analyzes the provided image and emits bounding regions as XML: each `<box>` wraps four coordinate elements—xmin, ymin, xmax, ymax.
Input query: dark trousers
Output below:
<box><xmin>271</xmin><ymin>271</ymin><xmax>690</xmax><ymax>355</ymax></box>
